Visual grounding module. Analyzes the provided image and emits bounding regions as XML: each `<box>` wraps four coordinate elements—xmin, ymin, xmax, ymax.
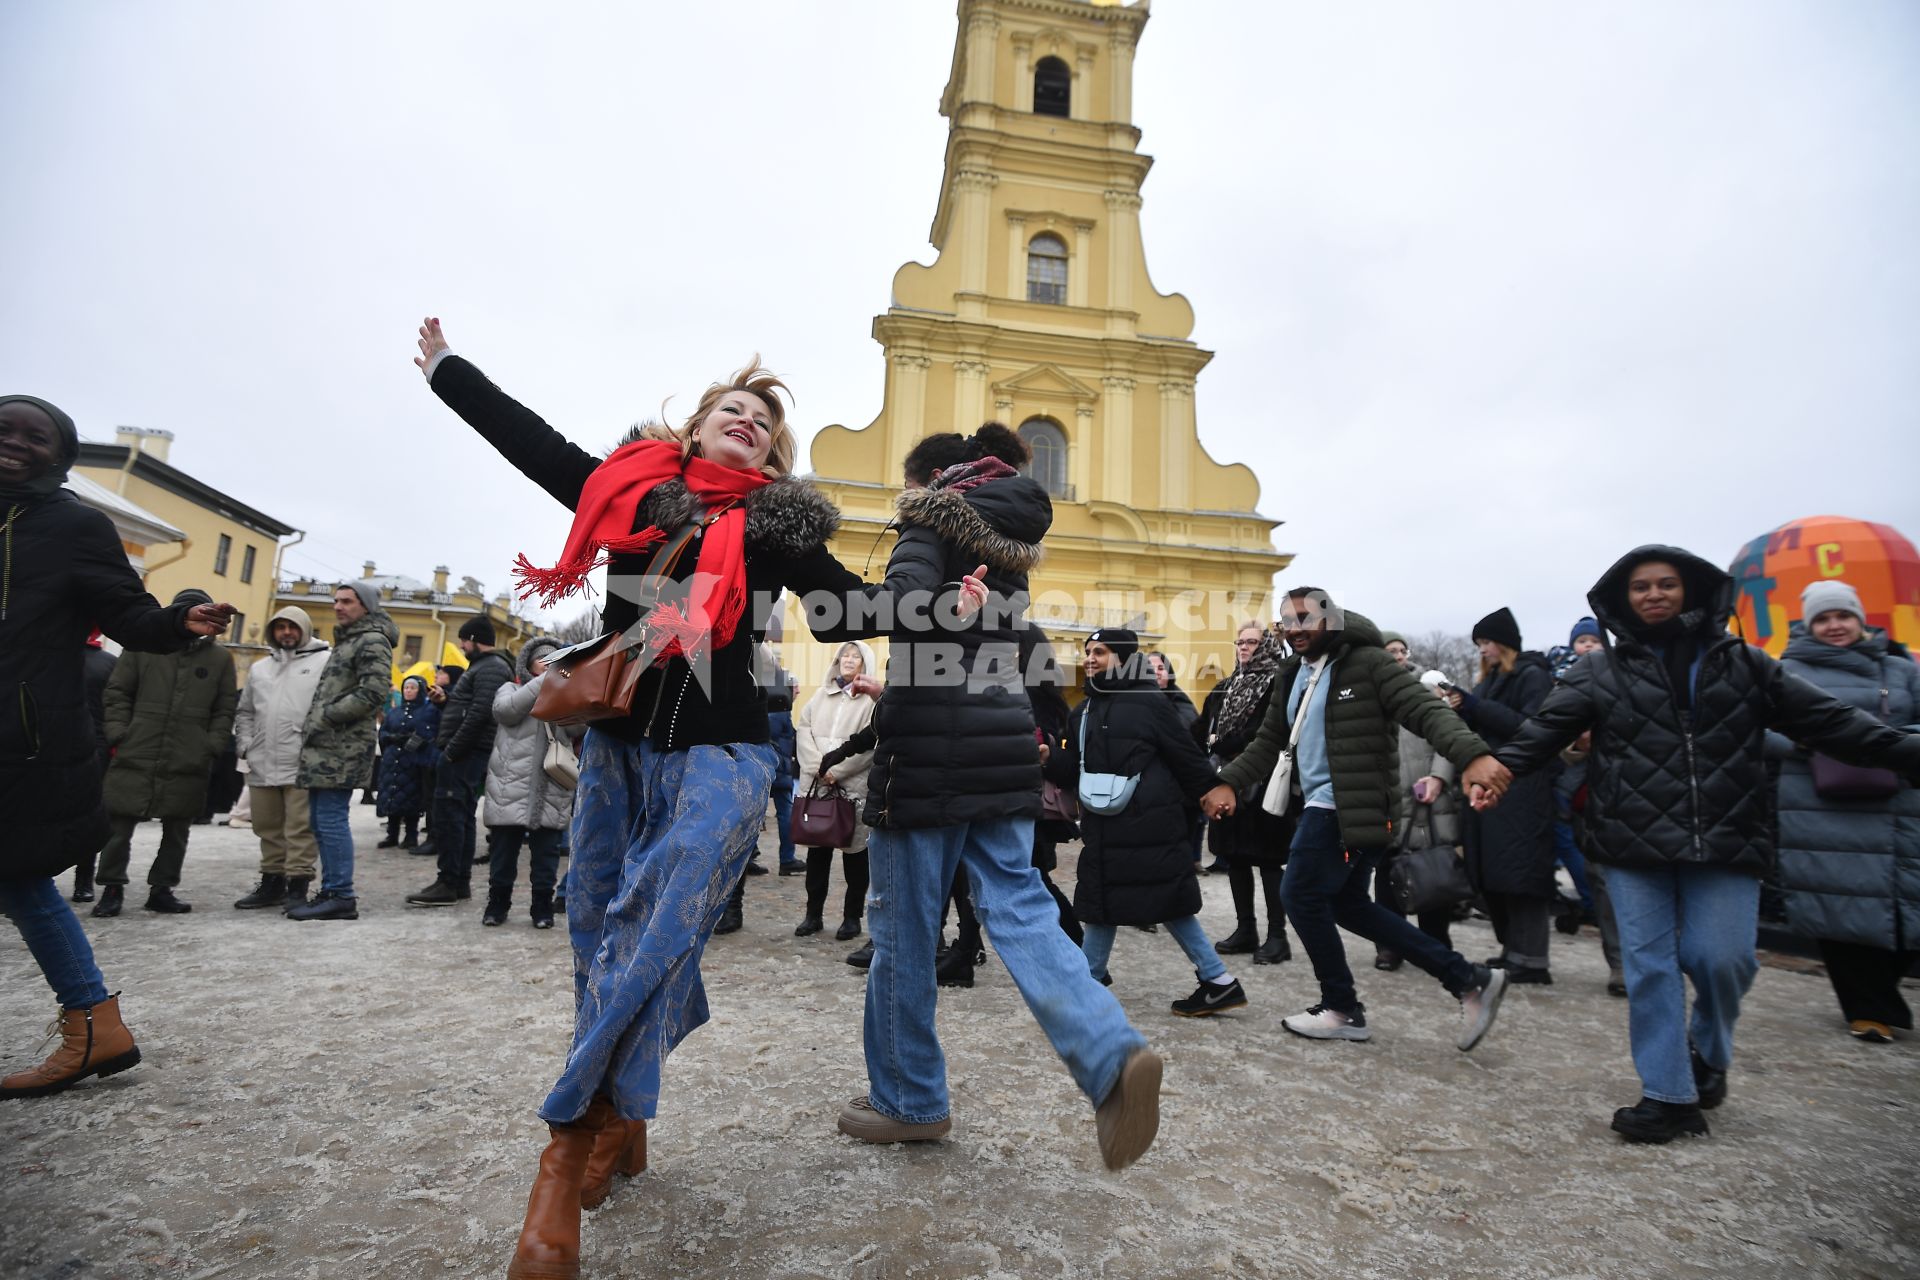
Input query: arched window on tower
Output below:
<box><xmin>1019</xmin><ymin>418</ymin><xmax>1071</xmax><ymax>499</ymax></box>
<box><xmin>1034</xmin><ymin>56</ymin><xmax>1071</xmax><ymax>118</ymax></box>
<box><xmin>1026</xmin><ymin>233</ymin><xmax>1068</xmax><ymax>306</ymax></box>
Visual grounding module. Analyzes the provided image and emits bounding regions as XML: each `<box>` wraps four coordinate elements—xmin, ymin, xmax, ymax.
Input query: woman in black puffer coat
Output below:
<box><xmin>1051</xmin><ymin>629</ymin><xmax>1242</xmax><ymax>1016</ymax></box>
<box><xmin>0</xmin><ymin>395</ymin><xmax>233</xmax><ymax>1101</ymax></box>
<box><xmin>1448</xmin><ymin>607</ymin><xmax>1558</xmax><ymax>982</ymax></box>
<box><xmin>1498</xmin><ymin>545</ymin><xmax>1920</xmax><ymax>1145</ymax></box>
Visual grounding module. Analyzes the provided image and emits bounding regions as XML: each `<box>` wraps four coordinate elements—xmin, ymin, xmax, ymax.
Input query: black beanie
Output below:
<box><xmin>1472</xmin><ymin>607</ymin><xmax>1522</xmax><ymax>652</ymax></box>
<box><xmin>459</xmin><ymin>617</ymin><xmax>497</xmax><ymax>646</ymax></box>
<box><xmin>1087</xmin><ymin>628</ymin><xmax>1140</xmax><ymax>665</ymax></box>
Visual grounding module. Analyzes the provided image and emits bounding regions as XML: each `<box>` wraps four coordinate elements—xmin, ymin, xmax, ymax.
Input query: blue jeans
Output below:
<box><xmin>307</xmin><ymin>787</ymin><xmax>356</xmax><ymax>898</ymax></box>
<box><xmin>865</xmin><ymin>817</ymin><xmax>1147</xmax><ymax>1125</ymax></box>
<box><xmin>770</xmin><ymin>778</ymin><xmax>797</xmax><ymax>864</ymax></box>
<box><xmin>1083</xmin><ymin>915</ymin><xmax>1226</xmax><ymax>984</ymax></box>
<box><xmin>1553</xmin><ymin>820</ymin><xmax>1595</xmax><ymax>912</ymax></box>
<box><xmin>1605</xmin><ymin>864</ymin><xmax>1759</xmax><ymax>1104</ymax></box>
<box><xmin>1</xmin><ymin>878</ymin><xmax>109</xmax><ymax>1009</ymax></box>
<box><xmin>1281</xmin><ymin>807</ymin><xmax>1476</xmax><ymax>1013</ymax></box>
<box><xmin>543</xmin><ymin>734</ymin><xmax>777</xmax><ymax>1124</ymax></box>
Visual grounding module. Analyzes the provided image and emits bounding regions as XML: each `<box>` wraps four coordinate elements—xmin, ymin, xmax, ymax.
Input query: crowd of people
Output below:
<box><xmin>4</xmin><ymin>335</ymin><xmax>1919</xmax><ymax>1280</ymax></box>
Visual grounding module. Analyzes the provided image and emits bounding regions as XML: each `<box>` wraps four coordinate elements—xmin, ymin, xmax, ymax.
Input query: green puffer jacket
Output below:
<box><xmin>102</xmin><ymin>639</ymin><xmax>239</xmax><ymax>820</ymax></box>
<box><xmin>296</xmin><ymin>606</ymin><xmax>398</xmax><ymax>790</ymax></box>
<box><xmin>1218</xmin><ymin>612</ymin><xmax>1492</xmax><ymax>852</ymax></box>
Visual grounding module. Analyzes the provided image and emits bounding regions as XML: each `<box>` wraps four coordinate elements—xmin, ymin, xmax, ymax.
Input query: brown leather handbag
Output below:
<box><xmin>531</xmin><ymin>518</ymin><xmax>704</xmax><ymax>727</ymax></box>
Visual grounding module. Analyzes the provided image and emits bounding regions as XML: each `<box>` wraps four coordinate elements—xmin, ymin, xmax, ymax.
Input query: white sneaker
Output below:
<box><xmin>1281</xmin><ymin>1004</ymin><xmax>1371</xmax><ymax>1041</ymax></box>
<box><xmin>1457</xmin><ymin>967</ymin><xmax>1508</xmax><ymax>1051</ymax></box>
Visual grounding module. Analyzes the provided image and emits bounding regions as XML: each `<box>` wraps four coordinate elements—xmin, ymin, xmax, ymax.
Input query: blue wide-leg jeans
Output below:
<box><xmin>1606</xmin><ymin>863</ymin><xmax>1760</xmax><ymax>1104</ymax></box>
<box><xmin>864</xmin><ymin>816</ymin><xmax>1147</xmax><ymax>1126</ymax></box>
<box><xmin>540</xmin><ymin>731</ymin><xmax>776</xmax><ymax>1124</ymax></box>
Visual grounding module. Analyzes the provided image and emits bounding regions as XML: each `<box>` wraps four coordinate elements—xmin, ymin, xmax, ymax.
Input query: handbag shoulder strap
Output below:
<box><xmin>629</xmin><ymin>513</ymin><xmax>708</xmax><ymax>614</ymax></box>
<box><xmin>1285</xmin><ymin>660</ymin><xmax>1327</xmax><ymax>752</ymax></box>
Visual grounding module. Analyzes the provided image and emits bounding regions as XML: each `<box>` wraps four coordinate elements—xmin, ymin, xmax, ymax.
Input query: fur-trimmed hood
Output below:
<box><xmin>894</xmin><ymin>475</ymin><xmax>1049</xmax><ymax>575</ymax></box>
<box><xmin>632</xmin><ymin>474</ymin><xmax>841</xmax><ymax>559</ymax></box>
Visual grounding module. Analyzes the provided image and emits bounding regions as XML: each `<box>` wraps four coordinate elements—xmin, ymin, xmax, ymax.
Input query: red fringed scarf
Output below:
<box><xmin>512</xmin><ymin>439</ymin><xmax>770</xmax><ymax>661</ymax></box>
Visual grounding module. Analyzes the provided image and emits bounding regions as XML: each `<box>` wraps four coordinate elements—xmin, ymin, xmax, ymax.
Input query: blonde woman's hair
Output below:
<box><xmin>637</xmin><ymin>355</ymin><xmax>796</xmax><ymax>478</ymax></box>
<box><xmin>1478</xmin><ymin>643</ymin><xmax>1519</xmax><ymax>682</ymax></box>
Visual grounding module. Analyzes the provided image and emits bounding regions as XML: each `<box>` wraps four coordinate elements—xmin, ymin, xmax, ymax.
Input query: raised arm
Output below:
<box><xmin>416</xmin><ymin>318</ymin><xmax>599</xmax><ymax>510</ymax></box>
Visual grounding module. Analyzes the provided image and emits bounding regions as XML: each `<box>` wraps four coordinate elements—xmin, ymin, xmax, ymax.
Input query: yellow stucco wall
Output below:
<box><xmin>74</xmin><ymin>463</ymin><xmax>286</xmax><ymax>678</ymax></box>
<box><xmin>795</xmin><ymin>0</ymin><xmax>1289</xmax><ymax>698</ymax></box>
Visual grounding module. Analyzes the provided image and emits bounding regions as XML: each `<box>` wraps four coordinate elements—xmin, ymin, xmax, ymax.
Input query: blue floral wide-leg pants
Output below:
<box><xmin>539</xmin><ymin>731</ymin><xmax>776</xmax><ymax>1124</ymax></box>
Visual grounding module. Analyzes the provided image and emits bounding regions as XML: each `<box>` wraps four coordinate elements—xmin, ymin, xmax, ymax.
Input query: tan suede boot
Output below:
<box><xmin>506</xmin><ymin>1098</ymin><xmax>614</xmax><ymax>1280</ymax></box>
<box><xmin>579</xmin><ymin>1118</ymin><xmax>647</xmax><ymax>1210</ymax></box>
<box><xmin>0</xmin><ymin>995</ymin><xmax>140</xmax><ymax>1100</ymax></box>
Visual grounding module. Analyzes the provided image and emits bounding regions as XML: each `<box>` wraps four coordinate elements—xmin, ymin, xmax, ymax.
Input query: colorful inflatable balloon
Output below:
<box><xmin>1729</xmin><ymin>516</ymin><xmax>1920</xmax><ymax>656</ymax></box>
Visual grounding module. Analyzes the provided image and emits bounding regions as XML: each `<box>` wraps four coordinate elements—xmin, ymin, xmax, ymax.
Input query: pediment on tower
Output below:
<box><xmin>991</xmin><ymin>363</ymin><xmax>1099</xmax><ymax>407</ymax></box>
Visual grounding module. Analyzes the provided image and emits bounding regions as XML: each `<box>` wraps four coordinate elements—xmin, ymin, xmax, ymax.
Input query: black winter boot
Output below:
<box><xmin>1254</xmin><ymin>929</ymin><xmax>1292</xmax><ymax>965</ymax></box>
<box><xmin>143</xmin><ymin>887</ymin><xmax>192</xmax><ymax>914</ymax></box>
<box><xmin>91</xmin><ymin>885</ymin><xmax>124</xmax><ymax>918</ymax></box>
<box><xmin>482</xmin><ymin>891</ymin><xmax>511</xmax><ymax>927</ymax></box>
<box><xmin>530</xmin><ymin>890</ymin><xmax>555</xmax><ymax>930</ymax></box>
<box><xmin>1215</xmin><ymin>923</ymin><xmax>1259</xmax><ymax>954</ymax></box>
<box><xmin>714</xmin><ymin>877</ymin><xmax>746</xmax><ymax>935</ymax></box>
<box><xmin>70</xmin><ymin>854</ymin><xmax>96</xmax><ymax>904</ymax></box>
<box><xmin>1610</xmin><ymin>1097</ymin><xmax>1709</xmax><ymax>1143</ymax></box>
<box><xmin>234</xmin><ymin>874</ymin><xmax>288</xmax><ymax>910</ymax></box>
<box><xmin>936</xmin><ymin>943</ymin><xmax>975</xmax><ymax>989</ymax></box>
<box><xmin>282</xmin><ymin>876</ymin><xmax>311</xmax><ymax>913</ymax></box>
<box><xmin>377</xmin><ymin>818</ymin><xmax>400</xmax><ymax>849</ymax></box>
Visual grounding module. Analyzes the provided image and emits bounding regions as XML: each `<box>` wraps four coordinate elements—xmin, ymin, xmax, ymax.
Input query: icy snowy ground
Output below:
<box><xmin>2</xmin><ymin>806</ymin><xmax>1915</xmax><ymax>1280</ymax></box>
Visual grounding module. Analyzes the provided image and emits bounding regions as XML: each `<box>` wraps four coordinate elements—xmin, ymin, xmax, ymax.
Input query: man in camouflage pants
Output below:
<box><xmin>287</xmin><ymin>583</ymin><xmax>396</xmax><ymax>922</ymax></box>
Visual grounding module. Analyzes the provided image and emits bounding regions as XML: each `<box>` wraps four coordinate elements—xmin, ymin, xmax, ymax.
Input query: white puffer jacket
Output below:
<box><xmin>233</xmin><ymin>606</ymin><xmax>330</xmax><ymax>787</ymax></box>
<box><xmin>484</xmin><ymin>639</ymin><xmax>575</xmax><ymax>831</ymax></box>
<box><xmin>794</xmin><ymin>641</ymin><xmax>879</xmax><ymax>801</ymax></box>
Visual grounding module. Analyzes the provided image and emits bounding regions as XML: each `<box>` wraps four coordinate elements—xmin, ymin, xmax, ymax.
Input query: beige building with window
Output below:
<box><xmin>74</xmin><ymin>428</ymin><xmax>299</xmax><ymax>675</ymax></box>
<box><xmin>799</xmin><ymin>0</ymin><xmax>1290</xmax><ymax>696</ymax></box>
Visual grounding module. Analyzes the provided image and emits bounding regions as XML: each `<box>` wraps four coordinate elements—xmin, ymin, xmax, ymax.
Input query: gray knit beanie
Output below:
<box><xmin>1800</xmin><ymin>580</ymin><xmax>1865</xmax><ymax>624</ymax></box>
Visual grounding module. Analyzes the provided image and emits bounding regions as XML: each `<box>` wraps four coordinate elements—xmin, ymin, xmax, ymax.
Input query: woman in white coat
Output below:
<box><xmin>793</xmin><ymin>641</ymin><xmax>878</xmax><ymax>940</ymax></box>
<box><xmin>484</xmin><ymin>637</ymin><xmax>577</xmax><ymax>929</ymax></box>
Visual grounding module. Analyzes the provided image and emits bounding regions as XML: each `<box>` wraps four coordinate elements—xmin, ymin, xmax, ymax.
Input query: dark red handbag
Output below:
<box><xmin>791</xmin><ymin>782</ymin><xmax>858</xmax><ymax>848</ymax></box>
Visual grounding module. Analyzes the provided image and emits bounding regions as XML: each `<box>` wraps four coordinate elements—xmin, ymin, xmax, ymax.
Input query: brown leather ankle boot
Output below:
<box><xmin>506</xmin><ymin>1097</ymin><xmax>614</xmax><ymax>1280</ymax></box>
<box><xmin>580</xmin><ymin>1118</ymin><xmax>647</xmax><ymax>1210</ymax></box>
<box><xmin>0</xmin><ymin>994</ymin><xmax>140</xmax><ymax>1099</ymax></box>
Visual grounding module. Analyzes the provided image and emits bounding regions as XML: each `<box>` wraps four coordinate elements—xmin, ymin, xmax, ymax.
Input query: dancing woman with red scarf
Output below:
<box><xmin>415</xmin><ymin>319</ymin><xmax>897</xmax><ymax>1280</ymax></box>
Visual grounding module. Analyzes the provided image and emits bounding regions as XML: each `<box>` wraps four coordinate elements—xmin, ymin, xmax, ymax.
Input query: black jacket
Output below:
<box><xmin>436</xmin><ymin>648</ymin><xmax>514</xmax><ymax>763</ymax></box>
<box><xmin>1499</xmin><ymin>545</ymin><xmax>1920</xmax><ymax>875</ymax></box>
<box><xmin>1049</xmin><ymin>673</ymin><xmax>1221</xmax><ymax>925</ymax></box>
<box><xmin>804</xmin><ymin>476</ymin><xmax>1057</xmax><ymax>830</ymax></box>
<box><xmin>0</xmin><ymin>488</ymin><xmax>196</xmax><ymax>879</ymax></box>
<box><xmin>1459</xmin><ymin>651</ymin><xmax>1558</xmax><ymax>898</ymax></box>
<box><xmin>430</xmin><ymin>356</ymin><xmax>857</xmax><ymax>753</ymax></box>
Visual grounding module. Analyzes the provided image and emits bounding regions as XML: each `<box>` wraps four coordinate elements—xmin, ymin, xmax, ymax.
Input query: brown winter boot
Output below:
<box><xmin>0</xmin><ymin>994</ymin><xmax>141</xmax><ymax>1099</ymax></box>
<box><xmin>506</xmin><ymin>1097</ymin><xmax>614</xmax><ymax>1280</ymax></box>
<box><xmin>579</xmin><ymin>1118</ymin><xmax>647</xmax><ymax>1210</ymax></box>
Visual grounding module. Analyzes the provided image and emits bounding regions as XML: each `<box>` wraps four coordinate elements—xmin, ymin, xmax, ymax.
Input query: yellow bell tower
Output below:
<box><xmin>805</xmin><ymin>0</ymin><xmax>1289</xmax><ymax>693</ymax></box>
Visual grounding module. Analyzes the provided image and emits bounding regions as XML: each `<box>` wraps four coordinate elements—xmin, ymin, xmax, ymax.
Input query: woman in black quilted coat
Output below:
<box><xmin>1496</xmin><ymin>545</ymin><xmax>1920</xmax><ymax>1144</ymax></box>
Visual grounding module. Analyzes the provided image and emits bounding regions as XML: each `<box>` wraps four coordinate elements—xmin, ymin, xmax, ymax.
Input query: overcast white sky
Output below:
<box><xmin>5</xmin><ymin>1</ymin><xmax>1916</xmax><ymax>648</ymax></box>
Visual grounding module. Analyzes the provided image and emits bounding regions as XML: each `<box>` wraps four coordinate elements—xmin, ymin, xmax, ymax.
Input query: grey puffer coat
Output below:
<box><xmin>1771</xmin><ymin>628</ymin><xmax>1920</xmax><ymax>950</ymax></box>
<box><xmin>1498</xmin><ymin>546</ymin><xmax>1920</xmax><ymax>874</ymax></box>
<box><xmin>485</xmin><ymin>638</ymin><xmax>576</xmax><ymax>831</ymax></box>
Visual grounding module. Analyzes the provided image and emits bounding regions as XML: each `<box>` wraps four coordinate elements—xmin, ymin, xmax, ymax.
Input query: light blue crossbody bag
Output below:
<box><xmin>1076</xmin><ymin>706</ymin><xmax>1141</xmax><ymax>816</ymax></box>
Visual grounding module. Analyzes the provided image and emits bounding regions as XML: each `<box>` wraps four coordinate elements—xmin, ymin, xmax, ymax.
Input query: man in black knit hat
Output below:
<box><xmin>409</xmin><ymin>616</ymin><xmax>514</xmax><ymax>908</ymax></box>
